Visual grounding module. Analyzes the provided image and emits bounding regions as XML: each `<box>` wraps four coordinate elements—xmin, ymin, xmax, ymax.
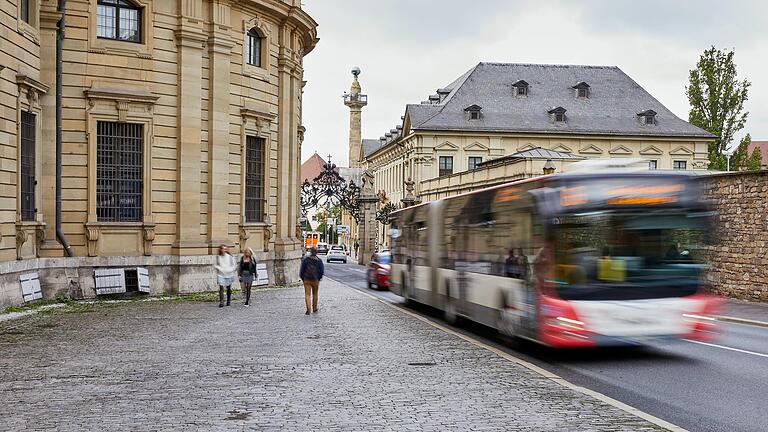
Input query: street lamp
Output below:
<box><xmin>543</xmin><ymin>159</ymin><xmax>556</xmax><ymax>175</ymax></box>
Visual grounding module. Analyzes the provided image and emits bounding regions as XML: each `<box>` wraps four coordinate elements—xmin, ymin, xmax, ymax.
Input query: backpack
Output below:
<box><xmin>303</xmin><ymin>256</ymin><xmax>320</xmax><ymax>280</ymax></box>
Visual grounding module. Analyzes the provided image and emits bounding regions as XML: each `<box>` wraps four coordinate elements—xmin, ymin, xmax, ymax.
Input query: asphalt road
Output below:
<box><xmin>322</xmin><ymin>257</ymin><xmax>768</xmax><ymax>432</ymax></box>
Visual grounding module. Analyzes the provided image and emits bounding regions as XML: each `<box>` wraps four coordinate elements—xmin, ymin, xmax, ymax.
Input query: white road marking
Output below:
<box><xmin>684</xmin><ymin>339</ymin><xmax>768</xmax><ymax>359</ymax></box>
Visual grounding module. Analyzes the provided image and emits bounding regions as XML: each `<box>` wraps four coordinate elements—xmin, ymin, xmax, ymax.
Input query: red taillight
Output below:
<box><xmin>683</xmin><ymin>294</ymin><xmax>724</xmax><ymax>341</ymax></box>
<box><xmin>538</xmin><ymin>295</ymin><xmax>596</xmax><ymax>348</ymax></box>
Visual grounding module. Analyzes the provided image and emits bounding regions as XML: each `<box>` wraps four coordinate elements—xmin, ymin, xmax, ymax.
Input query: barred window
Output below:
<box><xmin>246</xmin><ymin>28</ymin><xmax>263</xmax><ymax>67</ymax></box>
<box><xmin>245</xmin><ymin>136</ymin><xmax>265</xmax><ymax>222</ymax></box>
<box><xmin>97</xmin><ymin>122</ymin><xmax>143</xmax><ymax>222</ymax></box>
<box><xmin>20</xmin><ymin>112</ymin><xmax>36</xmax><ymax>221</ymax></box>
<box><xmin>438</xmin><ymin>156</ymin><xmax>453</xmax><ymax>177</ymax></box>
<box><xmin>97</xmin><ymin>0</ymin><xmax>141</xmax><ymax>43</ymax></box>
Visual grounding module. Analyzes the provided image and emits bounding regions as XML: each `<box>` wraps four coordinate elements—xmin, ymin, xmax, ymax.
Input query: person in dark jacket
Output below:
<box><xmin>238</xmin><ymin>247</ymin><xmax>258</xmax><ymax>307</ymax></box>
<box><xmin>299</xmin><ymin>247</ymin><xmax>325</xmax><ymax>315</ymax></box>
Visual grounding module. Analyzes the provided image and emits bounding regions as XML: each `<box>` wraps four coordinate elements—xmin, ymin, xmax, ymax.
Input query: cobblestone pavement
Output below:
<box><xmin>0</xmin><ymin>279</ymin><xmax>665</xmax><ymax>431</ymax></box>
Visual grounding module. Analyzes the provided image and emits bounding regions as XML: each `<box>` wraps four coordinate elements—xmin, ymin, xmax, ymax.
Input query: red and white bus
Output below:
<box><xmin>389</xmin><ymin>170</ymin><xmax>723</xmax><ymax>348</ymax></box>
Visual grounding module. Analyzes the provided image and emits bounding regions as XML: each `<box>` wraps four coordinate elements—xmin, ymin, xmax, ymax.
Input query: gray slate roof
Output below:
<box><xmin>362</xmin><ymin>139</ymin><xmax>383</xmax><ymax>158</ymax></box>
<box><xmin>408</xmin><ymin>63</ymin><xmax>713</xmax><ymax>138</ymax></box>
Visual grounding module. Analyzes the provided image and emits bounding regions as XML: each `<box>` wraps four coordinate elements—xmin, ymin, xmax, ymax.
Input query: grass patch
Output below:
<box><xmin>3</xmin><ymin>298</ymin><xmax>74</xmax><ymax>314</ymax></box>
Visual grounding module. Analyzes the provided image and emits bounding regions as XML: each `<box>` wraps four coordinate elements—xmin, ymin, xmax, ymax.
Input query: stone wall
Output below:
<box><xmin>703</xmin><ymin>171</ymin><xmax>768</xmax><ymax>301</ymax></box>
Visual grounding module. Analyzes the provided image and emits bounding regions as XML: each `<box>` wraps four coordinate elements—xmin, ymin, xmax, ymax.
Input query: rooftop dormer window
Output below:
<box><xmin>464</xmin><ymin>104</ymin><xmax>482</xmax><ymax>121</ymax></box>
<box><xmin>548</xmin><ymin>106</ymin><xmax>567</xmax><ymax>124</ymax></box>
<box><xmin>637</xmin><ymin>109</ymin><xmax>657</xmax><ymax>125</ymax></box>
<box><xmin>512</xmin><ymin>80</ymin><xmax>529</xmax><ymax>97</ymax></box>
<box><xmin>573</xmin><ymin>82</ymin><xmax>590</xmax><ymax>99</ymax></box>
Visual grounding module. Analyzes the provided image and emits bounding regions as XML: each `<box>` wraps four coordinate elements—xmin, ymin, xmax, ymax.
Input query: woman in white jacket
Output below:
<box><xmin>215</xmin><ymin>245</ymin><xmax>237</xmax><ymax>307</ymax></box>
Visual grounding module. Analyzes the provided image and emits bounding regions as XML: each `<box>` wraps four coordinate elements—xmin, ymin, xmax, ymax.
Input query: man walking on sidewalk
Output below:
<box><xmin>299</xmin><ymin>247</ymin><xmax>325</xmax><ymax>315</ymax></box>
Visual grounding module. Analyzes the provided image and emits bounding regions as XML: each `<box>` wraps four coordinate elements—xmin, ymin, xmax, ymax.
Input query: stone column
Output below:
<box><xmin>344</xmin><ymin>70</ymin><xmax>367</xmax><ymax>168</ymax></box>
<box><xmin>173</xmin><ymin>4</ymin><xmax>207</xmax><ymax>256</ymax></box>
<box><xmin>207</xmin><ymin>1</ymin><xmax>234</xmax><ymax>251</ymax></box>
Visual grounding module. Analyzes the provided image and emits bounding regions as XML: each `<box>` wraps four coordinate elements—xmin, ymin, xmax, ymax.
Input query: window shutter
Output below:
<box><xmin>137</xmin><ymin>267</ymin><xmax>151</xmax><ymax>293</ymax></box>
<box><xmin>20</xmin><ymin>273</ymin><xmax>43</xmax><ymax>302</ymax></box>
<box><xmin>94</xmin><ymin>268</ymin><xmax>126</xmax><ymax>295</ymax></box>
<box><xmin>255</xmin><ymin>263</ymin><xmax>269</xmax><ymax>286</ymax></box>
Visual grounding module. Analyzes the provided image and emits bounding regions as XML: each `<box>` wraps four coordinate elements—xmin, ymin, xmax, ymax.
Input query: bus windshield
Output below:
<box><xmin>551</xmin><ymin>211</ymin><xmax>711</xmax><ymax>301</ymax></box>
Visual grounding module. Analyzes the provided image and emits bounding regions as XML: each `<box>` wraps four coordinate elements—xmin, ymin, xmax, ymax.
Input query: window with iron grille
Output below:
<box><xmin>673</xmin><ymin>160</ymin><xmax>687</xmax><ymax>170</ymax></box>
<box><xmin>20</xmin><ymin>112</ymin><xmax>36</xmax><ymax>221</ymax></box>
<box><xmin>97</xmin><ymin>122</ymin><xmax>143</xmax><ymax>222</ymax></box>
<box><xmin>468</xmin><ymin>156</ymin><xmax>482</xmax><ymax>170</ymax></box>
<box><xmin>438</xmin><ymin>156</ymin><xmax>453</xmax><ymax>177</ymax></box>
<box><xmin>246</xmin><ymin>28</ymin><xmax>263</xmax><ymax>67</ymax></box>
<box><xmin>21</xmin><ymin>0</ymin><xmax>30</xmax><ymax>23</ymax></box>
<box><xmin>97</xmin><ymin>0</ymin><xmax>141</xmax><ymax>43</ymax></box>
<box><xmin>245</xmin><ymin>136</ymin><xmax>265</xmax><ymax>222</ymax></box>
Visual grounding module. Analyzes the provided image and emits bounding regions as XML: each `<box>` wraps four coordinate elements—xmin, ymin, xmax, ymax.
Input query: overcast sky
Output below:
<box><xmin>300</xmin><ymin>0</ymin><xmax>768</xmax><ymax>166</ymax></box>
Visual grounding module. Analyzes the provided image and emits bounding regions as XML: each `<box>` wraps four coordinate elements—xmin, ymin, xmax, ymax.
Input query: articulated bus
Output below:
<box><xmin>389</xmin><ymin>170</ymin><xmax>723</xmax><ymax>348</ymax></box>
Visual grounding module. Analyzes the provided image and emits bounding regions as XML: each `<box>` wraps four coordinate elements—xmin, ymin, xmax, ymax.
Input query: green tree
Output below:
<box><xmin>747</xmin><ymin>146</ymin><xmax>762</xmax><ymax>171</ymax></box>
<box><xmin>686</xmin><ymin>46</ymin><xmax>751</xmax><ymax>171</ymax></box>
<box><xmin>729</xmin><ymin>134</ymin><xmax>751</xmax><ymax>171</ymax></box>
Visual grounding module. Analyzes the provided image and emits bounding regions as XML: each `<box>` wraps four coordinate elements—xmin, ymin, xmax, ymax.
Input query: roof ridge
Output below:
<box><xmin>478</xmin><ymin>61</ymin><xmax>619</xmax><ymax>69</ymax></box>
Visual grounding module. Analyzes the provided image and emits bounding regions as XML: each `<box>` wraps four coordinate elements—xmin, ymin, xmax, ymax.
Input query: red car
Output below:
<box><xmin>367</xmin><ymin>252</ymin><xmax>391</xmax><ymax>290</ymax></box>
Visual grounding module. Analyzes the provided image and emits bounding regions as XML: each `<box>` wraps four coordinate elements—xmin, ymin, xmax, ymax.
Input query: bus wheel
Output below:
<box><xmin>444</xmin><ymin>281</ymin><xmax>458</xmax><ymax>325</ymax></box>
<box><xmin>401</xmin><ymin>272</ymin><xmax>412</xmax><ymax>305</ymax></box>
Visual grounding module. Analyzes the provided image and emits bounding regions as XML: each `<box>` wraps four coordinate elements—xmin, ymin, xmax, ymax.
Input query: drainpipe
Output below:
<box><xmin>56</xmin><ymin>0</ymin><xmax>73</xmax><ymax>257</ymax></box>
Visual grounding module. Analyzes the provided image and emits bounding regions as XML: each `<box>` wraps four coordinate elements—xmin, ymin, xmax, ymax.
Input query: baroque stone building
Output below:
<box><xmin>0</xmin><ymin>0</ymin><xmax>317</xmax><ymax>306</ymax></box>
<box><xmin>363</xmin><ymin>62</ymin><xmax>715</xmax><ymax>217</ymax></box>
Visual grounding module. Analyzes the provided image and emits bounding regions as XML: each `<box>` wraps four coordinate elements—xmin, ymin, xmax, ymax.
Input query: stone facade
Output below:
<box><xmin>703</xmin><ymin>171</ymin><xmax>768</xmax><ymax>301</ymax></box>
<box><xmin>0</xmin><ymin>0</ymin><xmax>317</xmax><ymax>307</ymax></box>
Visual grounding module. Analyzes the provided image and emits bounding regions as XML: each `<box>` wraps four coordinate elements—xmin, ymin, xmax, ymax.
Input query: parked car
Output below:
<box><xmin>316</xmin><ymin>242</ymin><xmax>329</xmax><ymax>255</ymax></box>
<box><xmin>327</xmin><ymin>245</ymin><xmax>347</xmax><ymax>263</ymax></box>
<box><xmin>367</xmin><ymin>251</ymin><xmax>391</xmax><ymax>290</ymax></box>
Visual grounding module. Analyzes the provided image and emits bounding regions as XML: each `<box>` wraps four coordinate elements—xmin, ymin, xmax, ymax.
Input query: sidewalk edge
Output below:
<box><xmin>716</xmin><ymin>315</ymin><xmax>768</xmax><ymax>328</ymax></box>
<box><xmin>346</xmin><ymin>285</ymin><xmax>687</xmax><ymax>432</ymax></box>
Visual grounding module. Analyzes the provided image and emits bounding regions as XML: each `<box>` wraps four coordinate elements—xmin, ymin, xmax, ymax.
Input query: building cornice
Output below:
<box><xmin>84</xmin><ymin>85</ymin><xmax>160</xmax><ymax>105</ymax></box>
<box><xmin>16</xmin><ymin>74</ymin><xmax>50</xmax><ymax>94</ymax></box>
<box><xmin>412</xmin><ymin>127</ymin><xmax>715</xmax><ymax>141</ymax></box>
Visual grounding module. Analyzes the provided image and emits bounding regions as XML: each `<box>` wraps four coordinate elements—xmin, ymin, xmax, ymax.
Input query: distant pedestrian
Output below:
<box><xmin>354</xmin><ymin>240</ymin><xmax>359</xmax><ymax>258</ymax></box>
<box><xmin>299</xmin><ymin>247</ymin><xmax>325</xmax><ymax>315</ymax></box>
<box><xmin>215</xmin><ymin>245</ymin><xmax>237</xmax><ymax>308</ymax></box>
<box><xmin>239</xmin><ymin>247</ymin><xmax>258</xmax><ymax>307</ymax></box>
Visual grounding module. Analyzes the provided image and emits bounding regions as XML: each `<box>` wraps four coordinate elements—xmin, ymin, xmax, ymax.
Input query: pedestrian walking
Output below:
<box><xmin>215</xmin><ymin>245</ymin><xmax>237</xmax><ymax>308</ymax></box>
<box><xmin>239</xmin><ymin>247</ymin><xmax>258</xmax><ymax>307</ymax></box>
<box><xmin>354</xmin><ymin>240</ymin><xmax>359</xmax><ymax>258</ymax></box>
<box><xmin>299</xmin><ymin>247</ymin><xmax>325</xmax><ymax>315</ymax></box>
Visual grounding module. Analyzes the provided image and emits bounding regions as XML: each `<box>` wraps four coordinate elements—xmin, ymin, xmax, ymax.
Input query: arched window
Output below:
<box><xmin>246</xmin><ymin>28</ymin><xmax>264</xmax><ymax>68</ymax></box>
<box><xmin>97</xmin><ymin>0</ymin><xmax>141</xmax><ymax>43</ymax></box>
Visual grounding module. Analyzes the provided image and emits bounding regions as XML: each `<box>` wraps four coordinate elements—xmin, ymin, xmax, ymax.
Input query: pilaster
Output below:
<box><xmin>206</xmin><ymin>0</ymin><xmax>234</xmax><ymax>251</ymax></box>
<box><xmin>173</xmin><ymin>5</ymin><xmax>207</xmax><ymax>255</ymax></box>
<box><xmin>37</xmin><ymin>10</ymin><xmax>61</xmax><ymax>256</ymax></box>
<box><xmin>273</xmin><ymin>24</ymin><xmax>301</xmax><ymax>254</ymax></box>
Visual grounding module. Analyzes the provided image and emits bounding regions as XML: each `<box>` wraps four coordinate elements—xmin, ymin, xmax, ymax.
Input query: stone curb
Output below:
<box><xmin>716</xmin><ymin>315</ymin><xmax>768</xmax><ymax>328</ymax></box>
<box><xmin>340</xmin><ymin>280</ymin><xmax>687</xmax><ymax>432</ymax></box>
